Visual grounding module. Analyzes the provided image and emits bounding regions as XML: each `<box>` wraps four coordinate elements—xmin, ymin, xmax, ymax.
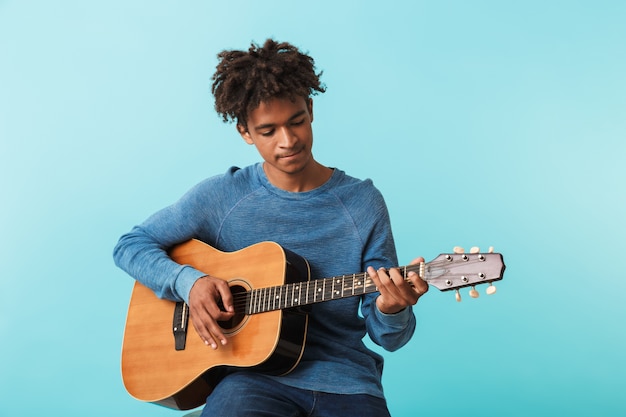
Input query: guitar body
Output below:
<box><xmin>121</xmin><ymin>239</ymin><xmax>311</xmax><ymax>410</ymax></box>
<box><xmin>121</xmin><ymin>239</ymin><xmax>506</xmax><ymax>410</ymax></box>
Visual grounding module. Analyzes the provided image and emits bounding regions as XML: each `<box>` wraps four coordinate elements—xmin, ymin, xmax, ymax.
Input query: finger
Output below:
<box><xmin>189</xmin><ymin>299</ymin><xmax>229</xmax><ymax>349</ymax></box>
<box><xmin>189</xmin><ymin>308</ymin><xmax>220</xmax><ymax>349</ymax></box>
<box><xmin>205</xmin><ymin>319</ymin><xmax>229</xmax><ymax>348</ymax></box>
<box><xmin>188</xmin><ymin>276</ymin><xmax>236</xmax><ymax>348</ymax></box>
<box><xmin>215</xmin><ymin>281</ymin><xmax>235</xmax><ymax>313</ymax></box>
<box><xmin>407</xmin><ymin>271</ymin><xmax>429</xmax><ymax>298</ymax></box>
<box><xmin>368</xmin><ymin>266</ymin><xmax>409</xmax><ymax>311</ymax></box>
<box><xmin>367</xmin><ymin>266</ymin><xmax>393</xmax><ymax>292</ymax></box>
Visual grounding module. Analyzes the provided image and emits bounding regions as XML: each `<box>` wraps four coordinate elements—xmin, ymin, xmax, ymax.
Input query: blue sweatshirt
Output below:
<box><xmin>113</xmin><ymin>163</ymin><xmax>416</xmax><ymax>398</ymax></box>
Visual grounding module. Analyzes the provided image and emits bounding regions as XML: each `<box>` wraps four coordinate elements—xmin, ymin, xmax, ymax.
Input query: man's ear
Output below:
<box><xmin>308</xmin><ymin>98</ymin><xmax>314</xmax><ymax>123</ymax></box>
<box><xmin>237</xmin><ymin>124</ymin><xmax>254</xmax><ymax>145</ymax></box>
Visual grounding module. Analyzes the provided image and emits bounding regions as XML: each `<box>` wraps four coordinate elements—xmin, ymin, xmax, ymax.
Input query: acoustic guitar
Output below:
<box><xmin>121</xmin><ymin>239</ymin><xmax>505</xmax><ymax>410</ymax></box>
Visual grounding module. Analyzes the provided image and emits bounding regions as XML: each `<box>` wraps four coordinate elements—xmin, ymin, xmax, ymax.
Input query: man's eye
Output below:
<box><xmin>291</xmin><ymin>119</ymin><xmax>305</xmax><ymax>126</ymax></box>
<box><xmin>261</xmin><ymin>130</ymin><xmax>274</xmax><ymax>137</ymax></box>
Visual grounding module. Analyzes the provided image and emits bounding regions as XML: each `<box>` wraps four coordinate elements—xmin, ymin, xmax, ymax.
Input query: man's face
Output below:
<box><xmin>238</xmin><ymin>96</ymin><xmax>315</xmax><ymax>181</ymax></box>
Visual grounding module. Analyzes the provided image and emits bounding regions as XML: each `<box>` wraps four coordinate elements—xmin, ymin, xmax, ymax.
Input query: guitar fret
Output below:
<box><xmin>246</xmin><ymin>264</ymin><xmax>425</xmax><ymax>314</ymax></box>
<box><xmin>246</xmin><ymin>291</ymin><xmax>251</xmax><ymax>314</ymax></box>
<box><xmin>258</xmin><ymin>288</ymin><xmax>264</xmax><ymax>313</ymax></box>
<box><xmin>272</xmin><ymin>286</ymin><xmax>277</xmax><ymax>311</ymax></box>
<box><xmin>274</xmin><ymin>287</ymin><xmax>281</xmax><ymax>310</ymax></box>
<box><xmin>306</xmin><ymin>281</ymin><xmax>310</xmax><ymax>305</ymax></box>
<box><xmin>267</xmin><ymin>287</ymin><xmax>273</xmax><ymax>312</ymax></box>
<box><xmin>341</xmin><ymin>275</ymin><xmax>346</xmax><ymax>297</ymax></box>
<box><xmin>279</xmin><ymin>285</ymin><xmax>285</xmax><ymax>309</ymax></box>
<box><xmin>251</xmin><ymin>289</ymin><xmax>257</xmax><ymax>314</ymax></box>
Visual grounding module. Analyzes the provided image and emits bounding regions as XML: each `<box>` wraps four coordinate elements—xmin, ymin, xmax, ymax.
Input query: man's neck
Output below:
<box><xmin>263</xmin><ymin>161</ymin><xmax>333</xmax><ymax>192</ymax></box>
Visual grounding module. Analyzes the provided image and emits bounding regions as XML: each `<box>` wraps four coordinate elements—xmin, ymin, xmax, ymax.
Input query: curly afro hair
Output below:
<box><xmin>211</xmin><ymin>39</ymin><xmax>326</xmax><ymax>129</ymax></box>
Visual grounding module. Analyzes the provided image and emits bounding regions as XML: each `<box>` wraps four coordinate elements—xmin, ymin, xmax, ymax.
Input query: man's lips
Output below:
<box><xmin>279</xmin><ymin>148</ymin><xmax>304</xmax><ymax>159</ymax></box>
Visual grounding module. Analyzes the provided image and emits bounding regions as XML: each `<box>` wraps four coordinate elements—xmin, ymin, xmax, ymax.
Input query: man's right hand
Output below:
<box><xmin>188</xmin><ymin>275</ymin><xmax>235</xmax><ymax>349</ymax></box>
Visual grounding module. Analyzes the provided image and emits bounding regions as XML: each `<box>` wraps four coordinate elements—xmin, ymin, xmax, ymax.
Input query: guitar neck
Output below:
<box><xmin>244</xmin><ymin>264</ymin><xmax>422</xmax><ymax>315</ymax></box>
<box><xmin>242</xmin><ymin>250</ymin><xmax>505</xmax><ymax>314</ymax></box>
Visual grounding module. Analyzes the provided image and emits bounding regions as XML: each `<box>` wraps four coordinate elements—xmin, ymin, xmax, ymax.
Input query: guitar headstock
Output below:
<box><xmin>424</xmin><ymin>246</ymin><xmax>505</xmax><ymax>302</ymax></box>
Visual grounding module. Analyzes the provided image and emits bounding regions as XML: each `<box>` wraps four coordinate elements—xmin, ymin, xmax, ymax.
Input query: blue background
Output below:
<box><xmin>1</xmin><ymin>1</ymin><xmax>625</xmax><ymax>416</ymax></box>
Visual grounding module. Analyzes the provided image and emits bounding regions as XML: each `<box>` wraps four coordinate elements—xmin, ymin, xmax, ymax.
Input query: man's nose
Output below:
<box><xmin>277</xmin><ymin>127</ymin><xmax>297</xmax><ymax>146</ymax></box>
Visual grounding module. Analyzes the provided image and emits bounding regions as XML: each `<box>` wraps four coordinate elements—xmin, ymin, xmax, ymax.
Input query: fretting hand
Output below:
<box><xmin>367</xmin><ymin>257</ymin><xmax>429</xmax><ymax>314</ymax></box>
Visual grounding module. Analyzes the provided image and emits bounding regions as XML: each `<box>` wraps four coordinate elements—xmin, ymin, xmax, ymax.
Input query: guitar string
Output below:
<box><xmin>211</xmin><ymin>256</ymin><xmax>498</xmax><ymax>313</ymax></box>
<box><xmin>221</xmin><ymin>264</ymin><xmax>426</xmax><ymax>313</ymax></box>
<box><xmin>225</xmin><ymin>275</ymin><xmax>373</xmax><ymax>313</ymax></box>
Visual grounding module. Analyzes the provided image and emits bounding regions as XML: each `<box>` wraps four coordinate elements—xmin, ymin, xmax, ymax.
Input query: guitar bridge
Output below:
<box><xmin>173</xmin><ymin>302</ymin><xmax>189</xmax><ymax>351</ymax></box>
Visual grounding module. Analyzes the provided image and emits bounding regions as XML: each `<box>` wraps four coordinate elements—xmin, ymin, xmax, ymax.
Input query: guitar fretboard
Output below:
<box><xmin>242</xmin><ymin>265</ymin><xmax>423</xmax><ymax>315</ymax></box>
<box><xmin>227</xmin><ymin>251</ymin><xmax>504</xmax><ymax>315</ymax></box>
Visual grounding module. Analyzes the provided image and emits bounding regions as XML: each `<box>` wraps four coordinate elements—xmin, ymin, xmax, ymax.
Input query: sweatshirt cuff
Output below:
<box><xmin>174</xmin><ymin>265</ymin><xmax>207</xmax><ymax>303</ymax></box>
<box><xmin>374</xmin><ymin>305</ymin><xmax>413</xmax><ymax>328</ymax></box>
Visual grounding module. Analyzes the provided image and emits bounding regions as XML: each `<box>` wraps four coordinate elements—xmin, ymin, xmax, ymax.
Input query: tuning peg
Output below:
<box><xmin>470</xmin><ymin>246</ymin><xmax>480</xmax><ymax>254</ymax></box>
<box><xmin>486</xmin><ymin>283</ymin><xmax>497</xmax><ymax>295</ymax></box>
<box><xmin>488</xmin><ymin>246</ymin><xmax>494</xmax><ymax>253</ymax></box>
<box><xmin>469</xmin><ymin>286</ymin><xmax>479</xmax><ymax>298</ymax></box>
<box><xmin>455</xmin><ymin>289</ymin><xmax>462</xmax><ymax>302</ymax></box>
<box><xmin>453</xmin><ymin>246</ymin><xmax>465</xmax><ymax>254</ymax></box>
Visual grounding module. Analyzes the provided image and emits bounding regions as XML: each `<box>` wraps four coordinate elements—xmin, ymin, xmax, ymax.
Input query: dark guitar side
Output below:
<box><xmin>121</xmin><ymin>239</ymin><xmax>311</xmax><ymax>410</ymax></box>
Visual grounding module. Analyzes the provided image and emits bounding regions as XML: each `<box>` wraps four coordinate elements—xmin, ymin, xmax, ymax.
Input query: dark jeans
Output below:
<box><xmin>200</xmin><ymin>371</ymin><xmax>392</xmax><ymax>417</ymax></box>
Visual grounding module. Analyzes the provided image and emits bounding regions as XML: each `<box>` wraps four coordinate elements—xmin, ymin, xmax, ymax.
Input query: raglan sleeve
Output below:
<box><xmin>358</xmin><ymin>185</ymin><xmax>417</xmax><ymax>352</ymax></box>
<box><xmin>112</xmin><ymin>176</ymin><xmax>222</xmax><ymax>303</ymax></box>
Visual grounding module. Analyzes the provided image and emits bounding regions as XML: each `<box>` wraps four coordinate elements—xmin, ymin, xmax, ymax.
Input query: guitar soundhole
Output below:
<box><xmin>218</xmin><ymin>284</ymin><xmax>248</xmax><ymax>334</ymax></box>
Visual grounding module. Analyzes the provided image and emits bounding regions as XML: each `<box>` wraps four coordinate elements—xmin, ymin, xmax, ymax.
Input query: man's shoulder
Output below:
<box><xmin>332</xmin><ymin>169</ymin><xmax>380</xmax><ymax>194</ymax></box>
<box><xmin>185</xmin><ymin>164</ymin><xmax>261</xmax><ymax>199</ymax></box>
<box><xmin>198</xmin><ymin>164</ymin><xmax>259</xmax><ymax>185</ymax></box>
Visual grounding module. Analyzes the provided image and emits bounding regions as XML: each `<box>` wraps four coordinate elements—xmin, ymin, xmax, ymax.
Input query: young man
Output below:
<box><xmin>114</xmin><ymin>39</ymin><xmax>429</xmax><ymax>417</ymax></box>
